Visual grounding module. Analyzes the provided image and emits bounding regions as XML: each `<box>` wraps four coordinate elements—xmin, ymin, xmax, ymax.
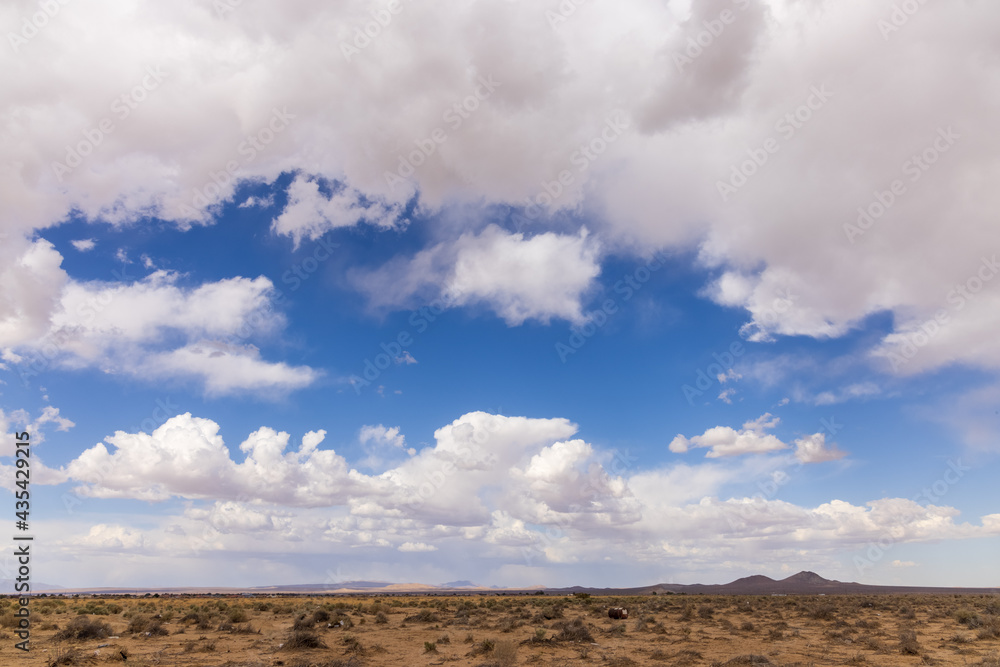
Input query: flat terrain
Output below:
<box><xmin>2</xmin><ymin>592</ymin><xmax>999</xmax><ymax>666</ymax></box>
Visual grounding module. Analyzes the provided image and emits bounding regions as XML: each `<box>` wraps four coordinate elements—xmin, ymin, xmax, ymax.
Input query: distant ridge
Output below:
<box><xmin>548</xmin><ymin>571</ymin><xmax>1000</xmax><ymax>596</ymax></box>
<box><xmin>32</xmin><ymin>572</ymin><xmax>1000</xmax><ymax>597</ymax></box>
<box><xmin>1</xmin><ymin>579</ymin><xmax>63</xmax><ymax>594</ymax></box>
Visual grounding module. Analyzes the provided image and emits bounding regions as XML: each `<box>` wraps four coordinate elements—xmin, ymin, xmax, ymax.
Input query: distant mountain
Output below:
<box><xmin>1</xmin><ymin>580</ymin><xmax>63</xmax><ymax>594</ymax></box>
<box><xmin>547</xmin><ymin>571</ymin><xmax>999</xmax><ymax>596</ymax></box>
<box><xmin>27</xmin><ymin>572</ymin><xmax>1000</xmax><ymax>597</ymax></box>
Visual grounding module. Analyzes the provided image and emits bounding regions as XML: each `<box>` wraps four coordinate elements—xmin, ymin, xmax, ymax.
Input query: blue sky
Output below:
<box><xmin>1</xmin><ymin>0</ymin><xmax>999</xmax><ymax>590</ymax></box>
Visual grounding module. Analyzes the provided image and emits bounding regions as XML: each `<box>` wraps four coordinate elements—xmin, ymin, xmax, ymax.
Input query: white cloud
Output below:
<box><xmin>5</xmin><ymin>266</ymin><xmax>318</xmax><ymax>396</ymax></box>
<box><xmin>79</xmin><ymin>524</ymin><xmax>146</xmax><ymax>551</ymax></box>
<box><xmin>355</xmin><ymin>225</ymin><xmax>601</xmax><ymax>325</ymax></box>
<box><xmin>396</xmin><ymin>351</ymin><xmax>418</xmax><ymax>365</ymax></box>
<box><xmin>0</xmin><ymin>240</ymin><xmax>69</xmax><ymax>348</ymax></box>
<box><xmin>793</xmin><ymin>433</ymin><xmax>847</xmax><ymax>464</ymax></box>
<box><xmin>28</xmin><ymin>406</ymin><xmax>75</xmax><ymax>438</ymax></box>
<box><xmin>71</xmin><ymin>239</ymin><xmax>96</xmax><ymax>252</ymax></box>
<box><xmin>670</xmin><ymin>413</ymin><xmax>788</xmax><ymax>458</ymax></box>
<box><xmin>813</xmin><ymin>382</ymin><xmax>881</xmax><ymax>406</ymax></box>
<box><xmin>0</xmin><ymin>1</ymin><xmax>995</xmax><ymax>371</ymax></box>
<box><xmin>146</xmin><ymin>342</ymin><xmax>318</xmax><ymax>396</ymax></box>
<box><xmin>272</xmin><ymin>175</ymin><xmax>403</xmax><ymax>248</ymax></box>
<box><xmin>357</xmin><ymin>424</ymin><xmax>408</xmax><ymax>470</ymax></box>
<box><xmin>39</xmin><ymin>409</ymin><xmax>998</xmax><ymax>578</ymax></box>
<box><xmin>892</xmin><ymin>560</ymin><xmax>917</xmax><ymax>568</ymax></box>
<box><xmin>360</xmin><ymin>424</ymin><xmax>406</xmax><ymax>450</ymax></box>
<box><xmin>239</xmin><ymin>194</ymin><xmax>274</xmax><ymax>209</ymax></box>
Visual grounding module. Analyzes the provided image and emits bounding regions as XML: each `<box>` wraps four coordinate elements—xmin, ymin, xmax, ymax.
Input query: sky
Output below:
<box><xmin>1</xmin><ymin>0</ymin><xmax>999</xmax><ymax>591</ymax></box>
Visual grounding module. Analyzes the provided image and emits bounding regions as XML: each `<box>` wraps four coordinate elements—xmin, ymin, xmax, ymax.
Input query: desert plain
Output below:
<box><xmin>3</xmin><ymin>591</ymin><xmax>999</xmax><ymax>666</ymax></box>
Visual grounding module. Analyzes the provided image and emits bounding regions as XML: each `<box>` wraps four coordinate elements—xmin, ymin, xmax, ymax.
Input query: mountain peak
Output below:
<box><xmin>782</xmin><ymin>571</ymin><xmax>828</xmax><ymax>584</ymax></box>
<box><xmin>732</xmin><ymin>574</ymin><xmax>776</xmax><ymax>584</ymax></box>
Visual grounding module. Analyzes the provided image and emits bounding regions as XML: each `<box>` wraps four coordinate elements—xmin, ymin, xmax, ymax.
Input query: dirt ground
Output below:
<box><xmin>2</xmin><ymin>592</ymin><xmax>999</xmax><ymax>666</ymax></box>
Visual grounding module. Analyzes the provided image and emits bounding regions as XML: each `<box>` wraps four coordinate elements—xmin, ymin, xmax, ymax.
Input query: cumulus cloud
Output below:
<box><xmin>355</xmin><ymin>225</ymin><xmax>601</xmax><ymax>325</ymax></box>
<box><xmin>71</xmin><ymin>239</ymin><xmax>96</xmax><ymax>252</ymax></box>
<box><xmin>670</xmin><ymin>414</ymin><xmax>846</xmax><ymax>462</ymax></box>
<box><xmin>79</xmin><ymin>524</ymin><xmax>147</xmax><ymax>551</ymax></box>
<box><xmin>669</xmin><ymin>413</ymin><xmax>788</xmax><ymax>458</ymax></box>
<box><xmin>358</xmin><ymin>424</ymin><xmax>410</xmax><ymax>470</ymax></box>
<box><xmin>271</xmin><ymin>174</ymin><xmax>404</xmax><ymax>248</ymax></box>
<box><xmin>0</xmin><ymin>240</ymin><xmax>68</xmax><ymax>348</ymax></box>
<box><xmin>793</xmin><ymin>433</ymin><xmax>847</xmax><ymax>464</ymax></box>
<box><xmin>3</xmin><ymin>265</ymin><xmax>318</xmax><ymax>395</ymax></box>
<box><xmin>1</xmin><ymin>1</ymin><xmax>998</xmax><ymax>369</ymax></box>
<box><xmin>49</xmin><ymin>409</ymin><xmax>997</xmax><ymax>573</ymax></box>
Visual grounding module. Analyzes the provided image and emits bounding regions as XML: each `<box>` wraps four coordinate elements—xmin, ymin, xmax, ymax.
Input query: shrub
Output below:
<box><xmin>342</xmin><ymin>634</ymin><xmax>364</xmax><ymax>655</ymax></box>
<box><xmin>53</xmin><ymin>616</ymin><xmax>113</xmax><ymax>641</ymax></box>
<box><xmin>898</xmin><ymin>628</ymin><xmax>920</xmax><ymax>655</ymax></box>
<box><xmin>553</xmin><ymin>618</ymin><xmax>594</xmax><ymax>643</ymax></box>
<box><xmin>977</xmin><ymin>617</ymin><xmax>1000</xmax><ymax>640</ymax></box>
<box><xmin>492</xmin><ymin>639</ymin><xmax>518</xmax><ymax>667</ymax></box>
<box><xmin>292</xmin><ymin>613</ymin><xmax>315</xmax><ymax>630</ymax></box>
<box><xmin>956</xmin><ymin>608</ymin><xmax>983</xmax><ymax>627</ymax></box>
<box><xmin>469</xmin><ymin>638</ymin><xmax>495</xmax><ymax>655</ymax></box>
<box><xmin>46</xmin><ymin>648</ymin><xmax>85</xmax><ymax>665</ymax></box>
<box><xmin>404</xmin><ymin>609</ymin><xmax>440</xmax><ymax>623</ymax></box>
<box><xmin>283</xmin><ymin>630</ymin><xmax>325</xmax><ymax>650</ymax></box>
<box><xmin>375</xmin><ymin>611</ymin><xmax>388</xmax><ymax>624</ymax></box>
<box><xmin>712</xmin><ymin>656</ymin><xmax>773</xmax><ymax>666</ymax></box>
<box><xmin>809</xmin><ymin>604</ymin><xmax>836</xmax><ymax>621</ymax></box>
<box><xmin>424</xmin><ymin>641</ymin><xmax>437</xmax><ymax>653</ymax></box>
<box><xmin>228</xmin><ymin>607</ymin><xmax>249</xmax><ymax>623</ymax></box>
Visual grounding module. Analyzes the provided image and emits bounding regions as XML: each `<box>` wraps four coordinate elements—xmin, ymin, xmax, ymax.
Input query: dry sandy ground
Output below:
<box><xmin>2</xmin><ymin>592</ymin><xmax>998</xmax><ymax>666</ymax></box>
